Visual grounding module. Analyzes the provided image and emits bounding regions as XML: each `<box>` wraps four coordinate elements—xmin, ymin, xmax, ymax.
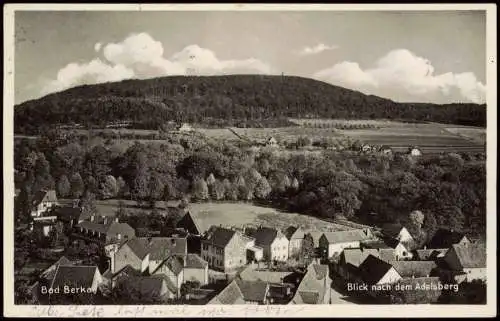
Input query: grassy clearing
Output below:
<box><xmin>444</xmin><ymin>127</ymin><xmax>486</xmax><ymax>145</ymax></box>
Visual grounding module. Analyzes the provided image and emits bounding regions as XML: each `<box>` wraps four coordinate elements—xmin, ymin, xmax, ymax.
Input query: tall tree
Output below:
<box><xmin>70</xmin><ymin>172</ymin><xmax>84</xmax><ymax>198</ymax></box>
<box><xmin>56</xmin><ymin>175</ymin><xmax>71</xmax><ymax>198</ymax></box>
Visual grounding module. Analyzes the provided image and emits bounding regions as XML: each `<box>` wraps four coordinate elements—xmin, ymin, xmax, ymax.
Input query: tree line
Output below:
<box><xmin>14</xmin><ymin>75</ymin><xmax>486</xmax><ymax>134</ymax></box>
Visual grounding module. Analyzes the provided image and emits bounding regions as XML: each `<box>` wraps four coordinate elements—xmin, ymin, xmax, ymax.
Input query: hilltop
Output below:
<box><xmin>14</xmin><ymin>75</ymin><xmax>486</xmax><ymax>134</ymax></box>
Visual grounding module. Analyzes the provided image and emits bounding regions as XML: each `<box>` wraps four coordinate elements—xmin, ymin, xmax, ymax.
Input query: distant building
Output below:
<box><xmin>31</xmin><ymin>190</ymin><xmax>58</xmax><ymax>217</ymax></box>
<box><xmin>362</xmin><ymin>238</ymin><xmax>413</xmax><ymax>261</ymax></box>
<box><xmin>380</xmin><ymin>145</ymin><xmax>393</xmax><ymax>155</ymax></box>
<box><xmin>408</xmin><ymin>146</ymin><xmax>422</xmax><ymax>156</ymax></box>
<box><xmin>176</xmin><ymin>211</ymin><xmax>204</xmax><ymax>235</ymax></box>
<box><xmin>319</xmin><ymin>229</ymin><xmax>374</xmax><ymax>259</ymax></box>
<box><xmin>427</xmin><ymin>229</ymin><xmax>470</xmax><ymax>249</ymax></box>
<box><xmin>265</xmin><ymin>137</ymin><xmax>278</xmax><ymax>147</ymax></box>
<box><xmin>443</xmin><ymin>242</ymin><xmax>486</xmax><ymax>282</ymax></box>
<box><xmin>284</xmin><ymin>226</ymin><xmax>305</xmax><ymax>259</ymax></box>
<box><xmin>337</xmin><ymin>248</ymin><xmax>380</xmax><ymax>279</ymax></box>
<box><xmin>381</xmin><ymin>224</ymin><xmax>415</xmax><ymax>246</ymax></box>
<box><xmin>74</xmin><ymin>217</ymin><xmax>135</xmax><ymax>245</ymax></box>
<box><xmin>177</xmin><ymin>123</ymin><xmax>193</xmax><ymax>132</ymax></box>
<box><xmin>361</xmin><ymin>144</ymin><xmax>372</xmax><ymax>153</ymax></box>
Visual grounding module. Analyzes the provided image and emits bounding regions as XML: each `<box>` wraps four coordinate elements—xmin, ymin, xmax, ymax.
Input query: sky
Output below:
<box><xmin>14</xmin><ymin>10</ymin><xmax>487</xmax><ymax>105</ymax></box>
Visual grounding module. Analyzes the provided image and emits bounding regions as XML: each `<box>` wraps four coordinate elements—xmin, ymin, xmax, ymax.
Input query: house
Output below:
<box><xmin>266</xmin><ymin>137</ymin><xmax>278</xmax><ymax>147</ymax></box>
<box><xmin>183</xmin><ymin>253</ymin><xmax>209</xmax><ymax>286</ymax></box>
<box><xmin>176</xmin><ymin>211</ymin><xmax>204</xmax><ymax>235</ymax></box>
<box><xmin>201</xmin><ymin>226</ymin><xmax>255</xmax><ymax>272</ymax></box>
<box><xmin>54</xmin><ymin>206</ymin><xmax>82</xmax><ymax>228</ymax></box>
<box><xmin>289</xmin><ymin>263</ymin><xmax>331</xmax><ymax>304</ymax></box>
<box><xmin>246</xmin><ymin>226</ymin><xmax>289</xmax><ymax>262</ymax></box>
<box><xmin>443</xmin><ymin>242</ymin><xmax>486</xmax><ymax>282</ymax></box>
<box><xmin>74</xmin><ymin>218</ymin><xmax>135</xmax><ymax>245</ymax></box>
<box><xmin>284</xmin><ymin>226</ymin><xmax>305</xmax><ymax>259</ymax></box>
<box><xmin>102</xmin><ymin>264</ymin><xmax>143</xmax><ymax>289</ymax></box>
<box><xmin>45</xmin><ymin>265</ymin><xmax>104</xmax><ymax>304</ymax></box>
<box><xmin>207</xmin><ymin>278</ymin><xmax>270</xmax><ymax>305</ymax></box>
<box><xmin>31</xmin><ymin>190</ymin><xmax>58</xmax><ymax>217</ymax></box>
<box><xmin>389</xmin><ymin>261</ymin><xmax>438</xmax><ymax>278</ymax></box>
<box><xmin>408</xmin><ymin>146</ymin><xmax>422</xmax><ymax>156</ymax></box>
<box><xmin>109</xmin><ymin>238</ymin><xmax>150</xmax><ymax>274</ymax></box>
<box><xmin>381</xmin><ymin>224</ymin><xmax>415</xmax><ymax>246</ymax></box>
<box><xmin>119</xmin><ymin>275</ymin><xmax>177</xmax><ymax>303</ymax></box>
<box><xmin>414</xmin><ymin>248</ymin><xmax>448</xmax><ymax>261</ymax></box>
<box><xmin>355</xmin><ymin>255</ymin><xmax>402</xmax><ymax>287</ymax></box>
<box><xmin>177</xmin><ymin>123</ymin><xmax>193</xmax><ymax>132</ymax></box>
<box><xmin>145</xmin><ymin>236</ymin><xmax>188</xmax><ymax>272</ymax></box>
<box><xmin>319</xmin><ymin>229</ymin><xmax>374</xmax><ymax>259</ymax></box>
<box><xmin>361</xmin><ymin>144</ymin><xmax>372</xmax><ymax>153</ymax></box>
<box><xmin>427</xmin><ymin>228</ymin><xmax>470</xmax><ymax>249</ymax></box>
<box><xmin>362</xmin><ymin>238</ymin><xmax>413</xmax><ymax>260</ymax></box>
<box><xmin>152</xmin><ymin>255</ymin><xmax>184</xmax><ymax>298</ymax></box>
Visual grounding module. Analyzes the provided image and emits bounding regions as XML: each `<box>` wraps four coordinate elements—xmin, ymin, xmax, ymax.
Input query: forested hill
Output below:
<box><xmin>14</xmin><ymin>75</ymin><xmax>486</xmax><ymax>134</ymax></box>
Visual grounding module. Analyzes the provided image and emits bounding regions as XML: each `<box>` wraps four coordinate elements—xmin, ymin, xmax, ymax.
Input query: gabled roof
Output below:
<box><xmin>291</xmin><ymin>263</ymin><xmax>329</xmax><ymax>304</ymax></box>
<box><xmin>378</xmin><ymin>249</ymin><xmax>397</xmax><ymax>263</ymax></box>
<box><xmin>157</xmin><ymin>256</ymin><xmax>184</xmax><ymax>276</ymax></box>
<box><xmin>238</xmin><ymin>265</ymin><xmax>293</xmax><ymax>284</ymax></box>
<box><xmin>321</xmin><ymin>229</ymin><xmax>371</xmax><ymax>244</ymax></box>
<box><xmin>451</xmin><ymin>243</ymin><xmax>486</xmax><ymax>269</ymax></box>
<box><xmin>54</xmin><ymin>206</ymin><xmax>82</xmax><ymax>222</ymax></box>
<box><xmin>122</xmin><ymin>275</ymin><xmax>168</xmax><ymax>298</ymax></box>
<box><xmin>358</xmin><ymin>255</ymin><xmax>397</xmax><ymax>285</ymax></box>
<box><xmin>112</xmin><ymin>264</ymin><xmax>143</xmax><ymax>279</ymax></box>
<box><xmin>235</xmin><ymin>279</ymin><xmax>269</xmax><ymax>302</ymax></box>
<box><xmin>307</xmin><ymin>232</ymin><xmax>323</xmax><ymax>248</ymax></box>
<box><xmin>202</xmin><ymin>226</ymin><xmax>237</xmax><ymax>248</ymax></box>
<box><xmin>390</xmin><ymin>261</ymin><xmax>437</xmax><ymax>278</ymax></box>
<box><xmin>341</xmin><ymin>248</ymin><xmax>380</xmax><ymax>267</ymax></box>
<box><xmin>250</xmin><ymin>227</ymin><xmax>280</xmax><ymax>247</ymax></box>
<box><xmin>51</xmin><ymin>265</ymin><xmax>98</xmax><ymax>289</ymax></box>
<box><xmin>381</xmin><ymin>223</ymin><xmax>407</xmax><ymax>239</ymax></box>
<box><xmin>207</xmin><ymin>280</ymin><xmax>245</xmax><ymax>304</ymax></box>
<box><xmin>361</xmin><ymin>239</ymin><xmax>392</xmax><ymax>249</ymax></box>
<box><xmin>284</xmin><ymin>226</ymin><xmax>305</xmax><ymax>240</ymax></box>
<box><xmin>184</xmin><ymin>254</ymin><xmax>208</xmax><ymax>269</ymax></box>
<box><xmin>32</xmin><ymin>190</ymin><xmax>58</xmax><ymax>206</ymax></box>
<box><xmin>40</xmin><ymin>256</ymin><xmax>73</xmax><ymax>280</ymax></box>
<box><xmin>297</xmin><ymin>291</ymin><xmax>320</xmax><ymax>304</ymax></box>
<box><xmin>76</xmin><ymin>221</ymin><xmax>135</xmax><ymax>238</ymax></box>
<box><xmin>427</xmin><ymin>229</ymin><xmax>469</xmax><ymax>249</ymax></box>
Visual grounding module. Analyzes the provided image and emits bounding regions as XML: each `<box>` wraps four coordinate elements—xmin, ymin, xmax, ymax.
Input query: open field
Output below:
<box><xmin>59</xmin><ymin>199</ymin><xmax>358</xmax><ymax>233</ymax></box>
<box><xmin>288</xmin><ymin>118</ymin><xmax>412</xmax><ymax>128</ymax></box>
<box><xmin>443</xmin><ymin>127</ymin><xmax>486</xmax><ymax>145</ymax></box>
<box><xmin>229</xmin><ymin>127</ymin><xmax>343</xmax><ymax>142</ymax></box>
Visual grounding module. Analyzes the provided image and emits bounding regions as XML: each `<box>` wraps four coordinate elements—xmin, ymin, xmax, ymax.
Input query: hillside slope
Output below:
<box><xmin>14</xmin><ymin>75</ymin><xmax>486</xmax><ymax>134</ymax></box>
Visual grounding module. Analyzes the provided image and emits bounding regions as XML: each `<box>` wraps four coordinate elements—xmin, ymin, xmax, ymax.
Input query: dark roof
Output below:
<box><xmin>123</xmin><ymin>275</ymin><xmax>168</xmax><ymax>298</ymax></box>
<box><xmin>32</xmin><ymin>190</ymin><xmax>57</xmax><ymax>206</ymax></box>
<box><xmin>427</xmin><ymin>229</ymin><xmax>469</xmax><ymax>248</ymax></box>
<box><xmin>451</xmin><ymin>243</ymin><xmax>486</xmax><ymax>269</ymax></box>
<box><xmin>390</xmin><ymin>261</ymin><xmax>438</xmax><ymax>278</ymax></box>
<box><xmin>381</xmin><ymin>223</ymin><xmax>405</xmax><ymax>239</ymax></box>
<box><xmin>112</xmin><ymin>264</ymin><xmax>143</xmax><ymax>278</ymax></box>
<box><xmin>250</xmin><ymin>227</ymin><xmax>279</xmax><ymax>247</ymax></box>
<box><xmin>55</xmin><ymin>206</ymin><xmax>82</xmax><ymax>221</ymax></box>
<box><xmin>41</xmin><ymin>256</ymin><xmax>73</xmax><ymax>280</ymax></box>
<box><xmin>160</xmin><ymin>256</ymin><xmax>184</xmax><ymax>275</ymax></box>
<box><xmin>235</xmin><ymin>279</ymin><xmax>269</xmax><ymax>302</ymax></box>
<box><xmin>358</xmin><ymin>255</ymin><xmax>397</xmax><ymax>285</ymax></box>
<box><xmin>378</xmin><ymin>249</ymin><xmax>397</xmax><ymax>263</ymax></box>
<box><xmin>361</xmin><ymin>239</ymin><xmax>392</xmax><ymax>249</ymax></box>
<box><xmin>51</xmin><ymin>266</ymin><xmax>98</xmax><ymax>289</ymax></box>
<box><xmin>184</xmin><ymin>254</ymin><xmax>208</xmax><ymax>269</ymax></box>
<box><xmin>203</xmin><ymin>226</ymin><xmax>237</xmax><ymax>247</ymax></box>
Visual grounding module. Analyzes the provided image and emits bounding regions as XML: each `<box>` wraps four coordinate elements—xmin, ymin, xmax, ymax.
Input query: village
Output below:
<box><xmin>18</xmin><ymin>188</ymin><xmax>486</xmax><ymax>305</ymax></box>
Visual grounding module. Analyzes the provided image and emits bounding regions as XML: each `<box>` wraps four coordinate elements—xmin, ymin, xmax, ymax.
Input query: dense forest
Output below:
<box><xmin>14</xmin><ymin>130</ymin><xmax>487</xmax><ymax>244</ymax></box>
<box><xmin>14</xmin><ymin>75</ymin><xmax>486</xmax><ymax>134</ymax></box>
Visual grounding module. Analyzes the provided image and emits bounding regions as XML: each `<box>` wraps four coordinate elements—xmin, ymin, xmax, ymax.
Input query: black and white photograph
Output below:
<box><xmin>3</xmin><ymin>3</ymin><xmax>497</xmax><ymax>318</ymax></box>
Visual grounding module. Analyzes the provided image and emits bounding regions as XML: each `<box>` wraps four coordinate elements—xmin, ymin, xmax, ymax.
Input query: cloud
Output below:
<box><xmin>313</xmin><ymin>49</ymin><xmax>486</xmax><ymax>103</ymax></box>
<box><xmin>297</xmin><ymin>43</ymin><xmax>338</xmax><ymax>56</ymax></box>
<box><xmin>43</xmin><ymin>32</ymin><xmax>272</xmax><ymax>94</ymax></box>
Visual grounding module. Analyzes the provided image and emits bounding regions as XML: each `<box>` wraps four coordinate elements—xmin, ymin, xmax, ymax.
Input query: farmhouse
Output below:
<box><xmin>408</xmin><ymin>146</ymin><xmax>422</xmax><ymax>156</ymax></box>
<box><xmin>110</xmin><ymin>238</ymin><xmax>150</xmax><ymax>274</ymax></box>
<box><xmin>362</xmin><ymin>238</ymin><xmax>413</xmax><ymax>260</ymax></box>
<box><xmin>200</xmin><ymin>226</ymin><xmax>255</xmax><ymax>272</ymax></box>
<box><xmin>361</xmin><ymin>144</ymin><xmax>373</xmax><ymax>153</ymax></box>
<box><xmin>31</xmin><ymin>189</ymin><xmax>58</xmax><ymax>217</ymax></box>
<box><xmin>146</xmin><ymin>237</ymin><xmax>188</xmax><ymax>273</ymax></box>
<box><xmin>47</xmin><ymin>265</ymin><xmax>104</xmax><ymax>304</ymax></box>
<box><xmin>246</xmin><ymin>226</ymin><xmax>289</xmax><ymax>262</ymax></box>
<box><xmin>443</xmin><ymin>242</ymin><xmax>486</xmax><ymax>282</ymax></box>
<box><xmin>337</xmin><ymin>248</ymin><xmax>380</xmax><ymax>279</ymax></box>
<box><xmin>266</xmin><ymin>136</ymin><xmax>278</xmax><ymax>147</ymax></box>
<box><xmin>208</xmin><ymin>278</ymin><xmax>270</xmax><ymax>305</ymax></box>
<box><xmin>152</xmin><ymin>255</ymin><xmax>184</xmax><ymax>298</ymax></box>
<box><xmin>284</xmin><ymin>226</ymin><xmax>305</xmax><ymax>259</ymax></box>
<box><xmin>427</xmin><ymin>228</ymin><xmax>470</xmax><ymax>249</ymax></box>
<box><xmin>178</xmin><ymin>123</ymin><xmax>193</xmax><ymax>132</ymax></box>
<box><xmin>319</xmin><ymin>229</ymin><xmax>374</xmax><ymax>259</ymax></box>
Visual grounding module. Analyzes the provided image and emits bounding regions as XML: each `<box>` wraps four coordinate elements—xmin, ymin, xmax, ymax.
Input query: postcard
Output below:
<box><xmin>3</xmin><ymin>3</ymin><xmax>497</xmax><ymax>318</ymax></box>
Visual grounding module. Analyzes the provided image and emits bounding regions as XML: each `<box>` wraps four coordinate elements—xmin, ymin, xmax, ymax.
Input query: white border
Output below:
<box><xmin>3</xmin><ymin>3</ymin><xmax>497</xmax><ymax>318</ymax></box>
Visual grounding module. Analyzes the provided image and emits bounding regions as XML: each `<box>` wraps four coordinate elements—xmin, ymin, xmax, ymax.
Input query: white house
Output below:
<box><xmin>381</xmin><ymin>224</ymin><xmax>415</xmax><ymax>246</ymax></box>
<box><xmin>247</xmin><ymin>227</ymin><xmax>289</xmax><ymax>262</ymax></box>
<box><xmin>31</xmin><ymin>190</ymin><xmax>59</xmax><ymax>217</ymax></box>
<box><xmin>408</xmin><ymin>147</ymin><xmax>422</xmax><ymax>156</ymax></box>
<box><xmin>443</xmin><ymin>243</ymin><xmax>486</xmax><ymax>282</ymax></box>
<box><xmin>319</xmin><ymin>229</ymin><xmax>374</xmax><ymax>259</ymax></box>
